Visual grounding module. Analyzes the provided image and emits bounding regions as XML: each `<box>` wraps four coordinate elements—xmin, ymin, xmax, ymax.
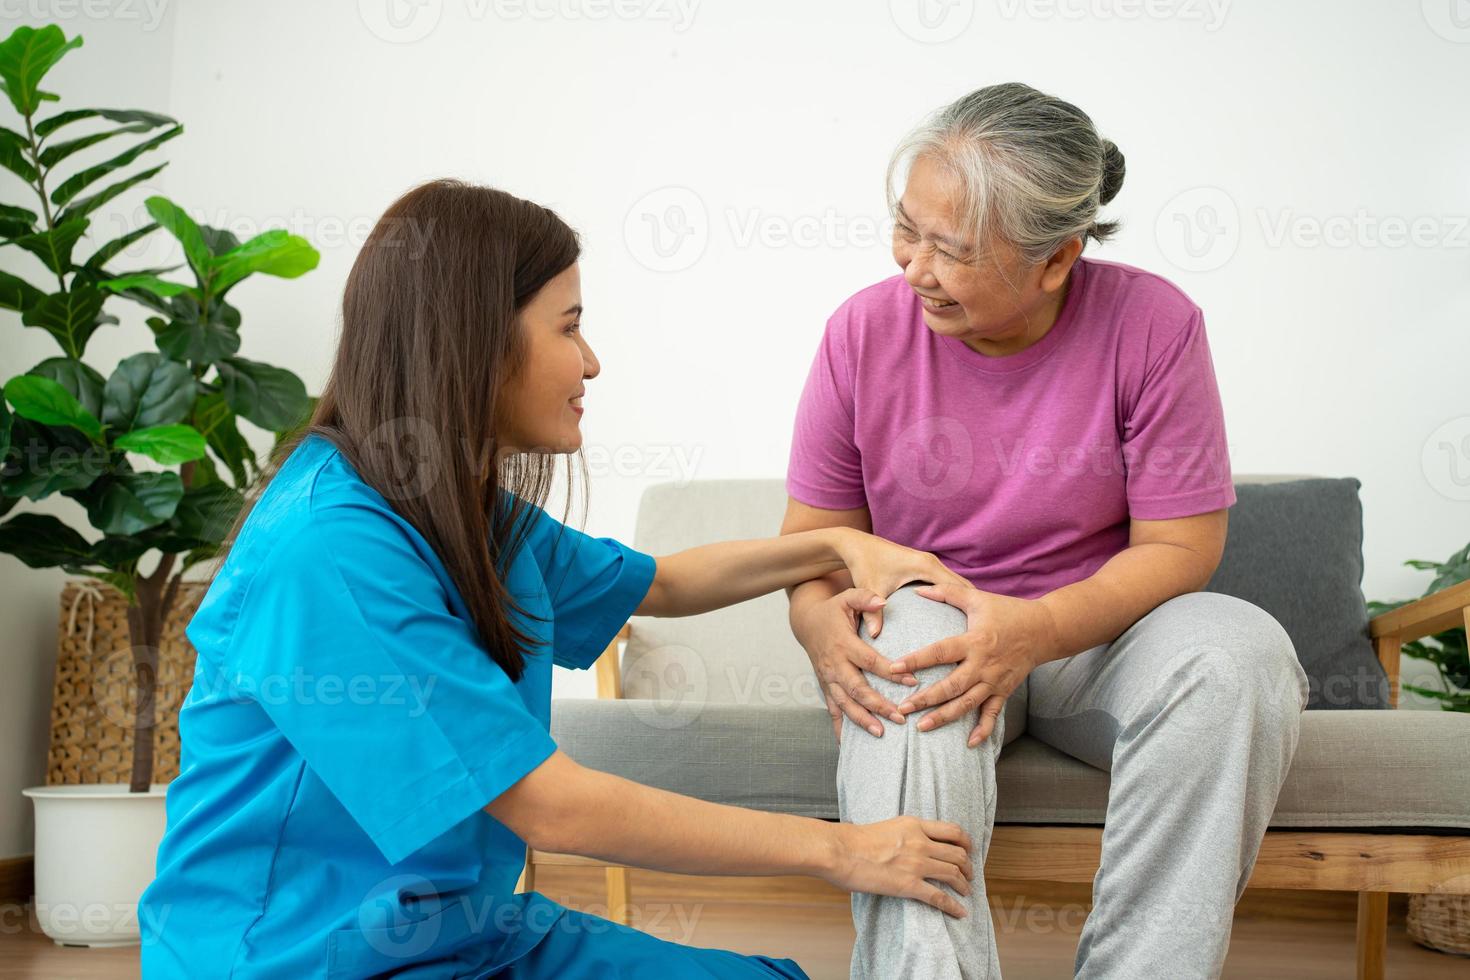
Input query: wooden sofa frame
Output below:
<box><xmin>522</xmin><ymin>580</ymin><xmax>1470</xmax><ymax>979</ymax></box>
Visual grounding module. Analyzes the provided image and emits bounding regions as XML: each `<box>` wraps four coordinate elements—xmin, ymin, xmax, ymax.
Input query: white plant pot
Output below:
<box><xmin>21</xmin><ymin>783</ymin><xmax>168</xmax><ymax>947</ymax></box>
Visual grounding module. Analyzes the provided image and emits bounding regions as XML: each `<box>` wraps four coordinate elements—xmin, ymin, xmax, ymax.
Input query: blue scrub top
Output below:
<box><xmin>140</xmin><ymin>432</ymin><xmax>657</xmax><ymax>978</ymax></box>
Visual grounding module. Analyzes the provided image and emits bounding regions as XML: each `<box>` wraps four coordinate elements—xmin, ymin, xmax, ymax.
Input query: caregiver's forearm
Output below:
<box><xmin>494</xmin><ymin>750</ymin><xmax>837</xmax><ymax>879</ymax></box>
<box><xmin>1034</xmin><ymin>542</ymin><xmax>1217</xmax><ymax>665</ymax></box>
<box><xmin>637</xmin><ymin>529</ymin><xmax>852</xmax><ymax>617</ymax></box>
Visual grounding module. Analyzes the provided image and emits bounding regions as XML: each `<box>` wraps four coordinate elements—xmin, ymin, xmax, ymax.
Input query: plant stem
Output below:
<box><xmin>20</xmin><ymin>111</ymin><xmax>65</xmax><ymax>293</ymax></box>
<box><xmin>125</xmin><ymin>549</ymin><xmax>174</xmax><ymax>794</ymax></box>
<box><xmin>123</xmin><ymin>459</ymin><xmax>197</xmax><ymax>792</ymax></box>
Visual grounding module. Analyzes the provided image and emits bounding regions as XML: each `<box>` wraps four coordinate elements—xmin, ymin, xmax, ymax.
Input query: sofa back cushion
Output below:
<box><xmin>1203</xmin><ymin>476</ymin><xmax>1387</xmax><ymax>709</ymax></box>
<box><xmin>621</xmin><ymin>476</ymin><xmax>1386</xmax><ymax>710</ymax></box>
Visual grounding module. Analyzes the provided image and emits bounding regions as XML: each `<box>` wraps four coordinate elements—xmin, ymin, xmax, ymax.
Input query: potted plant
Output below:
<box><xmin>1368</xmin><ymin>542</ymin><xmax>1469</xmax><ymax>957</ymax></box>
<box><xmin>0</xmin><ymin>24</ymin><xmax>318</xmax><ymax>946</ymax></box>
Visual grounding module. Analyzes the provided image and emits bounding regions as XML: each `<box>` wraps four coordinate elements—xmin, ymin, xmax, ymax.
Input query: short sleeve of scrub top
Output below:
<box><xmin>517</xmin><ymin>506</ymin><xmax>655</xmax><ymax>670</ymax></box>
<box><xmin>225</xmin><ymin>493</ymin><xmax>652</xmax><ymax>867</ymax></box>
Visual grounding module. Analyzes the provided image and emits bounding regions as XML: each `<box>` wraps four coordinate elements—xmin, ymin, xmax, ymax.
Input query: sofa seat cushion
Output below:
<box><xmin>551</xmin><ymin>701</ymin><xmax>1470</xmax><ymax>831</ymax></box>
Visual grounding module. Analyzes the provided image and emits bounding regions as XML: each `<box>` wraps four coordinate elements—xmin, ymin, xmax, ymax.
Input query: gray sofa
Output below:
<box><xmin>542</xmin><ymin>476</ymin><xmax>1470</xmax><ymax>980</ymax></box>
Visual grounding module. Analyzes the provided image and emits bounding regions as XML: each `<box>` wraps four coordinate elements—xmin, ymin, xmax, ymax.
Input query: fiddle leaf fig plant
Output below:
<box><xmin>1367</xmin><ymin>542</ymin><xmax>1470</xmax><ymax>712</ymax></box>
<box><xmin>0</xmin><ymin>24</ymin><xmax>320</xmax><ymax>793</ymax></box>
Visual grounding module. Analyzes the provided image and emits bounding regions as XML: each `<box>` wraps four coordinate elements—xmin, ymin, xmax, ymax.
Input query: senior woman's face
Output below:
<box><xmin>892</xmin><ymin>154</ymin><xmax>1078</xmax><ymax>356</ymax></box>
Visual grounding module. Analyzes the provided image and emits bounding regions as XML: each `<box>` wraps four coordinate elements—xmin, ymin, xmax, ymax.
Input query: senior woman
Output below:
<box><xmin>783</xmin><ymin>82</ymin><xmax>1310</xmax><ymax>979</ymax></box>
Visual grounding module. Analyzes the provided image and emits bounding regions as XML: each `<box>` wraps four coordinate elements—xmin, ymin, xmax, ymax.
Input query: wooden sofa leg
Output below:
<box><xmin>516</xmin><ymin>849</ymin><xmax>535</xmax><ymax>894</ymax></box>
<box><xmin>1355</xmin><ymin>891</ymin><xmax>1388</xmax><ymax>980</ymax></box>
<box><xmin>607</xmin><ymin>866</ymin><xmax>632</xmax><ymax>925</ymax></box>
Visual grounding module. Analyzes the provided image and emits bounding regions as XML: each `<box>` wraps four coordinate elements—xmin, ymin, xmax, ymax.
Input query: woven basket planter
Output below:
<box><xmin>47</xmin><ymin>578</ymin><xmax>206</xmax><ymax>786</ymax></box>
<box><xmin>1409</xmin><ymin>893</ymin><xmax>1470</xmax><ymax>957</ymax></box>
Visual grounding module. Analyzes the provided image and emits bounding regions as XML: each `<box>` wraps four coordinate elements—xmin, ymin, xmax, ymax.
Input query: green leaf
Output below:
<box><xmin>80</xmin><ymin>568</ymin><xmax>137</xmax><ymax>601</ymax></box>
<box><xmin>0</xmin><ymin>202</ymin><xmax>37</xmax><ymax>238</ymax></box>
<box><xmin>180</xmin><ymin>544</ymin><xmax>220</xmax><ymax>572</ymax></box>
<box><xmin>88</xmin><ymin>533</ymin><xmax>152</xmax><ymax>566</ymax></box>
<box><xmin>0</xmin><ymin>397</ymin><xmax>10</xmax><ymax>461</ymax></box>
<box><xmin>171</xmin><ymin>481</ymin><xmax>243</xmax><ymax>543</ymax></box>
<box><xmin>21</xmin><ymin>286</ymin><xmax>113</xmax><ymax>358</ymax></box>
<box><xmin>28</xmin><ymin>357</ymin><xmax>105</xmax><ymax>418</ymax></box>
<box><xmin>198</xmin><ymin>224</ymin><xmax>241</xmax><ymax>256</ymax></box>
<box><xmin>100</xmin><ymin>273</ymin><xmax>194</xmax><ymax>299</ymax></box>
<box><xmin>113</xmin><ymin>424</ymin><xmax>206</xmax><ymax>465</ymax></box>
<box><xmin>144</xmin><ymin>195</ymin><xmax>212</xmax><ymax>281</ymax></box>
<box><xmin>0</xmin><ymin>416</ymin><xmax>105</xmax><ymax>500</ymax></box>
<box><xmin>3</xmin><ymin>374</ymin><xmax>103</xmax><ymax>441</ymax></box>
<box><xmin>77</xmin><ymin>221</ymin><xmax>159</xmax><ymax>277</ymax></box>
<box><xmin>0</xmin><ymin>512</ymin><xmax>92</xmax><ymax>568</ymax></box>
<box><xmin>0</xmin><ymin>26</ymin><xmax>82</xmax><ymax>117</ymax></box>
<box><xmin>11</xmin><ymin>217</ymin><xmax>89</xmax><ymax>275</ymax></box>
<box><xmin>101</xmin><ymin>352</ymin><xmax>195</xmax><ymax>431</ymax></box>
<box><xmin>35</xmin><ymin>107</ymin><xmax>177</xmax><ymax>139</ymax></box>
<box><xmin>38</xmin><ymin>122</ymin><xmax>163</xmax><ymax>168</ymax></box>
<box><xmin>82</xmin><ymin>469</ymin><xmax>183</xmax><ymax>535</ymax></box>
<box><xmin>49</xmin><ymin>124</ymin><xmax>181</xmax><ymax>208</ymax></box>
<box><xmin>186</xmin><ymin>448</ymin><xmax>220</xmax><ymax>487</ymax></box>
<box><xmin>154</xmin><ymin>299</ymin><xmax>241</xmax><ymax>365</ymax></box>
<box><xmin>0</xmin><ymin>126</ymin><xmax>36</xmax><ymax>182</ymax></box>
<box><xmin>215</xmin><ymin>357</ymin><xmax>311</xmax><ymax>431</ymax></box>
<box><xmin>209</xmin><ymin>230</ymin><xmax>320</xmax><ymax>294</ymax></box>
<box><xmin>193</xmin><ymin>391</ymin><xmax>254</xmax><ymax>487</ymax></box>
<box><xmin>0</xmin><ymin>268</ymin><xmax>44</xmax><ymax>313</ymax></box>
<box><xmin>57</xmin><ymin>162</ymin><xmax>166</xmax><ymax>226</ymax></box>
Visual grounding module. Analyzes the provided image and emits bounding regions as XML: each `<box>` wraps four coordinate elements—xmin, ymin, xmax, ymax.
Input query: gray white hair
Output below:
<box><xmin>886</xmin><ymin>82</ymin><xmax>1125</xmax><ymax>269</ymax></box>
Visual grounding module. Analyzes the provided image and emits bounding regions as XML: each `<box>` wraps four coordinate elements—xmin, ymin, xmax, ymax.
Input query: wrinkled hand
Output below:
<box><xmin>833</xmin><ymin>529</ymin><xmax>972</xmax><ymax>637</ymax></box>
<box><xmin>827</xmin><ymin>816</ymin><xmax>975</xmax><ymax>919</ymax></box>
<box><xmin>794</xmin><ymin>587</ymin><xmax>914</xmax><ymax>744</ymax></box>
<box><xmin>888</xmin><ymin>583</ymin><xmax>1059</xmax><ymax>748</ymax></box>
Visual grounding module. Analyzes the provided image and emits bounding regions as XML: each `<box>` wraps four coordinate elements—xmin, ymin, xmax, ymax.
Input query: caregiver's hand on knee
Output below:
<box><xmin>488</xmin><ymin>749</ymin><xmax>974</xmax><ymax>919</ymax></box>
<box><xmin>888</xmin><ymin>582</ymin><xmax>1061</xmax><ymax>748</ymax></box>
<box><xmin>833</xmin><ymin>530</ymin><xmax>972</xmax><ymax>631</ymax></box>
<box><xmin>791</xmin><ymin>585</ymin><xmax>916</xmax><ymax>741</ymax></box>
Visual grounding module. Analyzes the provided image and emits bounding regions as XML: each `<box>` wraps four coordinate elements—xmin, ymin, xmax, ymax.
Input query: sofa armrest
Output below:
<box><xmin>1368</xmin><ymin>579</ymin><xmax>1470</xmax><ymax>643</ymax></box>
<box><xmin>593</xmin><ymin>623</ymin><xmax>631</xmax><ymax>700</ymax></box>
<box><xmin>1366</xmin><ymin>579</ymin><xmax>1470</xmax><ymax>709</ymax></box>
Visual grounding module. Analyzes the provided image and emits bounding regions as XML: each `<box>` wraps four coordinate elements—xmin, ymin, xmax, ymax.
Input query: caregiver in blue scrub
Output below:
<box><xmin>139</xmin><ymin>179</ymin><xmax>976</xmax><ymax>978</ymax></box>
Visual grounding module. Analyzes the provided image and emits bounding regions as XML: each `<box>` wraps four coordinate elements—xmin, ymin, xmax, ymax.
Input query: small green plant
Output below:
<box><xmin>1367</xmin><ymin>543</ymin><xmax>1469</xmax><ymax>712</ymax></box>
<box><xmin>0</xmin><ymin>25</ymin><xmax>319</xmax><ymax>791</ymax></box>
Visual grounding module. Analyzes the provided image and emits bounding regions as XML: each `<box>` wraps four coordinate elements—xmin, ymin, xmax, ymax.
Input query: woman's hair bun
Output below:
<box><xmin>1099</xmin><ymin>139</ymin><xmax>1125</xmax><ymax>206</ymax></box>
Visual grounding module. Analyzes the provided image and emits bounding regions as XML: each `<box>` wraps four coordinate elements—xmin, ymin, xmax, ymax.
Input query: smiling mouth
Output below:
<box><xmin>918</xmin><ymin>293</ymin><xmax>959</xmax><ymax>313</ymax></box>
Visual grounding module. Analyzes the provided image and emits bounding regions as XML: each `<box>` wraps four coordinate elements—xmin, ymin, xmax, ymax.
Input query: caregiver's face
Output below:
<box><xmin>893</xmin><ymin>153</ymin><xmax>1075</xmax><ymax>356</ymax></box>
<box><xmin>499</xmin><ymin>263</ymin><xmax>598</xmax><ymax>454</ymax></box>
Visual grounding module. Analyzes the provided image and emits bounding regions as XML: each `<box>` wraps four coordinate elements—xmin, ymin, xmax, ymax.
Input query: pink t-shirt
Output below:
<box><xmin>786</xmin><ymin>256</ymin><xmax>1236</xmax><ymax>601</ymax></box>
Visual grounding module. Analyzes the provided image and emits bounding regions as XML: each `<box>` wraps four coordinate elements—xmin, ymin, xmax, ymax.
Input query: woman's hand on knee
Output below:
<box><xmin>793</xmin><ymin>587</ymin><xmax>918</xmax><ymax>739</ymax></box>
<box><xmin>826</xmin><ymin>816</ymin><xmax>975</xmax><ymax>919</ymax></box>
<box><xmin>887</xmin><ymin>583</ymin><xmax>1056</xmax><ymax>747</ymax></box>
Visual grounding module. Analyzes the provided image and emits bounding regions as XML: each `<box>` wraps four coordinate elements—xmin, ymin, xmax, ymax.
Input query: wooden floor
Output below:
<box><xmin>3</xmin><ymin>870</ymin><xmax>1467</xmax><ymax>978</ymax></box>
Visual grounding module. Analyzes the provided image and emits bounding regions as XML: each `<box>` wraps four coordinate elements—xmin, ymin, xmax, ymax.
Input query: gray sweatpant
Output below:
<box><xmin>836</xmin><ymin>585</ymin><xmax>1309</xmax><ymax>980</ymax></box>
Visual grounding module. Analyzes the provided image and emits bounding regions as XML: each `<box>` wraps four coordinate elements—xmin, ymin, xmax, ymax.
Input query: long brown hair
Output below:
<box><xmin>212</xmin><ymin>179</ymin><xmax>583</xmax><ymax>682</ymax></box>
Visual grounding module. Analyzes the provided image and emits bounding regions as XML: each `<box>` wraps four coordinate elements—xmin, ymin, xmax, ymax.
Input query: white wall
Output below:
<box><xmin>1</xmin><ymin>0</ymin><xmax>1466</xmax><ymax>857</ymax></box>
<box><xmin>0</xmin><ymin>1</ymin><xmax>178</xmax><ymax>860</ymax></box>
